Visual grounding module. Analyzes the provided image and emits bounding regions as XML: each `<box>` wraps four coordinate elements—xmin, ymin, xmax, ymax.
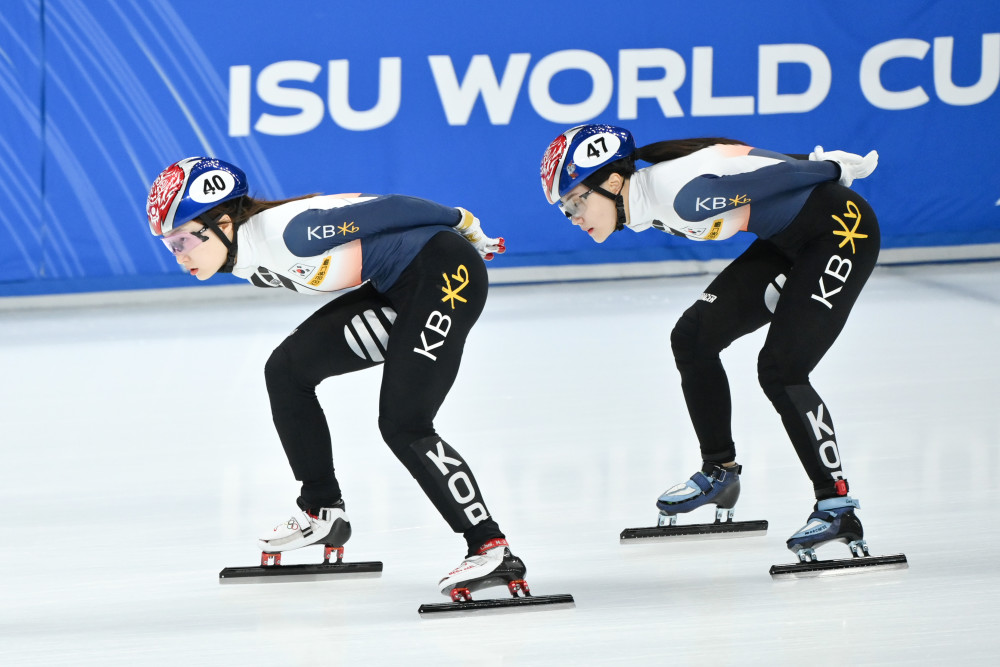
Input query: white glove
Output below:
<box><xmin>454</xmin><ymin>207</ymin><xmax>506</xmax><ymax>260</ymax></box>
<box><xmin>809</xmin><ymin>146</ymin><xmax>878</xmax><ymax>187</ymax></box>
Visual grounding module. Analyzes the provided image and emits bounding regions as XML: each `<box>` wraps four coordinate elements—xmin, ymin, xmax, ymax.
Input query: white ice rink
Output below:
<box><xmin>2</xmin><ymin>260</ymin><xmax>999</xmax><ymax>666</ymax></box>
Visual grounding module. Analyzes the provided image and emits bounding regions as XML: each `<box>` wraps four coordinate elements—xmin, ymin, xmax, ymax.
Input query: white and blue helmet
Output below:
<box><xmin>146</xmin><ymin>157</ymin><xmax>248</xmax><ymax>236</ymax></box>
<box><xmin>540</xmin><ymin>124</ymin><xmax>635</xmax><ymax>204</ymax></box>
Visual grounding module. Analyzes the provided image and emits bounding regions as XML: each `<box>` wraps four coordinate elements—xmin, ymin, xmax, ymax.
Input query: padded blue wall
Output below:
<box><xmin>1</xmin><ymin>0</ymin><xmax>998</xmax><ymax>295</ymax></box>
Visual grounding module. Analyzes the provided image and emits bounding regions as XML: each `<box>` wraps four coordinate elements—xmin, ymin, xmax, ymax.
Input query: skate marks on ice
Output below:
<box><xmin>219</xmin><ymin>545</ymin><xmax>383</xmax><ymax>584</ymax></box>
<box><xmin>418</xmin><ymin>580</ymin><xmax>575</xmax><ymax>617</ymax></box>
<box><xmin>770</xmin><ymin>540</ymin><xmax>908</xmax><ymax>579</ymax></box>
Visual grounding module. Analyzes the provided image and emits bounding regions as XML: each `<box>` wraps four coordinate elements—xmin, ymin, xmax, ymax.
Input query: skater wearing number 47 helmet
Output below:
<box><xmin>145</xmin><ymin>157</ymin><xmax>572</xmax><ymax>610</ymax></box>
<box><xmin>540</xmin><ymin>125</ymin><xmax>906</xmax><ymax>576</ymax></box>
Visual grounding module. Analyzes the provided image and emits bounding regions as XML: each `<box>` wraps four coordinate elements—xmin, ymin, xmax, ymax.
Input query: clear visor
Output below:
<box><xmin>557</xmin><ymin>189</ymin><xmax>594</xmax><ymax>219</ymax></box>
<box><xmin>161</xmin><ymin>226</ymin><xmax>211</xmax><ymax>256</ymax></box>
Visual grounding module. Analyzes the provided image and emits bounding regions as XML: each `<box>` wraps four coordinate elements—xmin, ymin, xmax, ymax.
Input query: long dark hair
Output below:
<box><xmin>582</xmin><ymin>137</ymin><xmax>748</xmax><ymax>188</ymax></box>
<box><xmin>199</xmin><ymin>193</ymin><xmax>319</xmax><ymax>229</ymax></box>
<box><xmin>192</xmin><ymin>192</ymin><xmax>320</xmax><ymax>273</ymax></box>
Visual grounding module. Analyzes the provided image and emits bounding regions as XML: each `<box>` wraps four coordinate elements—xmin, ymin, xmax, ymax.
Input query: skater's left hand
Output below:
<box><xmin>809</xmin><ymin>146</ymin><xmax>878</xmax><ymax>187</ymax></box>
<box><xmin>454</xmin><ymin>208</ymin><xmax>506</xmax><ymax>260</ymax></box>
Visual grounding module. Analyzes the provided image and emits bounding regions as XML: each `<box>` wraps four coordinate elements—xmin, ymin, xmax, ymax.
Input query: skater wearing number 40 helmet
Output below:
<box><xmin>144</xmin><ymin>157</ymin><xmax>574</xmax><ymax>608</ymax></box>
<box><xmin>539</xmin><ymin>125</ymin><xmax>906</xmax><ymax>576</ymax></box>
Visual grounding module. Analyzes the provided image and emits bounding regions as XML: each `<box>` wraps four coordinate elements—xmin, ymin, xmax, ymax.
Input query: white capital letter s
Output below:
<box><xmin>254</xmin><ymin>61</ymin><xmax>324</xmax><ymax>136</ymax></box>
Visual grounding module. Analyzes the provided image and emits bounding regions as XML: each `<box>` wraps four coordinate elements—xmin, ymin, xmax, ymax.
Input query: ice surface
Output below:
<box><xmin>1</xmin><ymin>261</ymin><xmax>998</xmax><ymax>665</ymax></box>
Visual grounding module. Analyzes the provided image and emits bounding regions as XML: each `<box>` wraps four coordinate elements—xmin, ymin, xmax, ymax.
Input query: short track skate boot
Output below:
<box><xmin>258</xmin><ymin>499</ymin><xmax>352</xmax><ymax>554</ymax></box>
<box><xmin>220</xmin><ymin>499</ymin><xmax>381</xmax><ymax>582</ymax></box>
<box><xmin>786</xmin><ymin>496</ymin><xmax>864</xmax><ymax>562</ymax></box>
<box><xmin>770</xmin><ymin>495</ymin><xmax>907</xmax><ymax>578</ymax></box>
<box><xmin>655</xmin><ymin>462</ymin><xmax>742</xmax><ymax>525</ymax></box>
<box><xmin>438</xmin><ymin>538</ymin><xmax>527</xmax><ymax>598</ymax></box>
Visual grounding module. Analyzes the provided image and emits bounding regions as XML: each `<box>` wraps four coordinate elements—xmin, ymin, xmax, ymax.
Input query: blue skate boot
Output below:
<box><xmin>621</xmin><ymin>462</ymin><xmax>767</xmax><ymax>541</ymax></box>
<box><xmin>786</xmin><ymin>496</ymin><xmax>866</xmax><ymax>562</ymax></box>
<box><xmin>771</xmin><ymin>493</ymin><xmax>908</xmax><ymax>577</ymax></box>
<box><xmin>655</xmin><ymin>462</ymin><xmax>742</xmax><ymax>527</ymax></box>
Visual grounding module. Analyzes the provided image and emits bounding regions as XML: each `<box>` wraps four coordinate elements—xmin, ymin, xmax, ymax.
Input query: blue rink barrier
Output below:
<box><xmin>1</xmin><ymin>0</ymin><xmax>998</xmax><ymax>297</ymax></box>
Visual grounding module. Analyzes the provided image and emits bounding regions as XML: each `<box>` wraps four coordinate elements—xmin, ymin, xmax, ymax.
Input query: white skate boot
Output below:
<box><xmin>219</xmin><ymin>499</ymin><xmax>382</xmax><ymax>582</ymax></box>
<box><xmin>438</xmin><ymin>538</ymin><xmax>527</xmax><ymax>599</ymax></box>
<box><xmin>418</xmin><ymin>538</ymin><xmax>574</xmax><ymax>614</ymax></box>
<box><xmin>258</xmin><ymin>499</ymin><xmax>351</xmax><ymax>554</ymax></box>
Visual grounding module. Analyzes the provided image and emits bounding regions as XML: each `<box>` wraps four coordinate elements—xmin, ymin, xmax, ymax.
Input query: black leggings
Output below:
<box><xmin>263</xmin><ymin>231</ymin><xmax>504</xmax><ymax>552</ymax></box>
<box><xmin>670</xmin><ymin>183</ymin><xmax>881</xmax><ymax>499</ymax></box>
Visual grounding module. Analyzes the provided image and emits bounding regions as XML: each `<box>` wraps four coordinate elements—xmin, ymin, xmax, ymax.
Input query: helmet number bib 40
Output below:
<box><xmin>189</xmin><ymin>170</ymin><xmax>236</xmax><ymax>204</ymax></box>
<box><xmin>146</xmin><ymin>157</ymin><xmax>248</xmax><ymax>237</ymax></box>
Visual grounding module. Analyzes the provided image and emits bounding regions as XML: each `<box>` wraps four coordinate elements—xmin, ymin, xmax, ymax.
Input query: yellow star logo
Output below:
<box><xmin>831</xmin><ymin>201</ymin><xmax>867</xmax><ymax>254</ymax></box>
<box><xmin>729</xmin><ymin>194</ymin><xmax>751</xmax><ymax>206</ymax></box>
<box><xmin>338</xmin><ymin>221</ymin><xmax>359</xmax><ymax>235</ymax></box>
<box><xmin>441</xmin><ymin>265</ymin><xmax>471</xmax><ymax>309</ymax></box>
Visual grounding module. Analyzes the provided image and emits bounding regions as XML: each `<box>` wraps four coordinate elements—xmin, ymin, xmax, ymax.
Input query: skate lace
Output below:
<box><xmin>456</xmin><ymin>554</ymin><xmax>487</xmax><ymax>569</ymax></box>
<box><xmin>447</xmin><ymin>549</ymin><xmax>500</xmax><ymax>577</ymax></box>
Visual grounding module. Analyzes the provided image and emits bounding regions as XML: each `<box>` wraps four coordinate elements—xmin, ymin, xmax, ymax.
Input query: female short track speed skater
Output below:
<box><xmin>539</xmin><ymin>124</ymin><xmax>883</xmax><ymax>563</ymax></box>
<box><xmin>145</xmin><ymin>157</ymin><xmax>523</xmax><ymax>597</ymax></box>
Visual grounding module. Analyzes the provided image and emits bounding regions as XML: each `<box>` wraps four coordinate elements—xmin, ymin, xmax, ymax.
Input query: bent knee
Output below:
<box><xmin>378</xmin><ymin>414</ymin><xmax>435</xmax><ymax>454</ymax></box>
<box><xmin>264</xmin><ymin>343</ymin><xmax>315</xmax><ymax>393</ymax></box>
<box><xmin>264</xmin><ymin>344</ymin><xmax>291</xmax><ymax>386</ymax></box>
<box><xmin>757</xmin><ymin>347</ymin><xmax>808</xmax><ymax>400</ymax></box>
<box><xmin>671</xmin><ymin>304</ymin><xmax>725</xmax><ymax>363</ymax></box>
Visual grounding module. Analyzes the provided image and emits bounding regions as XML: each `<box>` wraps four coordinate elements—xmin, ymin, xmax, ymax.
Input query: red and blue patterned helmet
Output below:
<box><xmin>146</xmin><ymin>157</ymin><xmax>248</xmax><ymax>236</ymax></box>
<box><xmin>540</xmin><ymin>124</ymin><xmax>635</xmax><ymax>204</ymax></box>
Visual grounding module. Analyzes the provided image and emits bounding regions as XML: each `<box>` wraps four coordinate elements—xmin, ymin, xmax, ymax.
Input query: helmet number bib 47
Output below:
<box><xmin>573</xmin><ymin>133</ymin><xmax>622</xmax><ymax>168</ymax></box>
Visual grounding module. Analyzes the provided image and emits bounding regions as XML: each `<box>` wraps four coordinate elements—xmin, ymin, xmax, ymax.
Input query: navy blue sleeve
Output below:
<box><xmin>281</xmin><ymin>195</ymin><xmax>462</xmax><ymax>257</ymax></box>
<box><xmin>672</xmin><ymin>160</ymin><xmax>839</xmax><ymax>222</ymax></box>
<box><xmin>748</xmin><ymin>147</ymin><xmax>797</xmax><ymax>162</ymax></box>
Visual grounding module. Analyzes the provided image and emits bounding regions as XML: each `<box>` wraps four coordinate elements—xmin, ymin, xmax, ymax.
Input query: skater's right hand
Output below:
<box><xmin>454</xmin><ymin>207</ymin><xmax>506</xmax><ymax>260</ymax></box>
<box><xmin>809</xmin><ymin>146</ymin><xmax>878</xmax><ymax>187</ymax></box>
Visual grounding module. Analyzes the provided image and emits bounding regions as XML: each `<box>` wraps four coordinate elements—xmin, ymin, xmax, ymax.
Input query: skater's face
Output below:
<box><xmin>560</xmin><ymin>175</ymin><xmax>624</xmax><ymax>243</ymax></box>
<box><xmin>164</xmin><ymin>218</ymin><xmax>233</xmax><ymax>281</ymax></box>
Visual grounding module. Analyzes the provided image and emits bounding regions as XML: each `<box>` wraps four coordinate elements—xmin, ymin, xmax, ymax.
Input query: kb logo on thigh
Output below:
<box><xmin>413</xmin><ymin>264</ymin><xmax>472</xmax><ymax>361</ymax></box>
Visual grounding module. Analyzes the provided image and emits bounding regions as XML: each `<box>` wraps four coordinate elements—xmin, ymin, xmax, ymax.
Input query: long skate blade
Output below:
<box><xmin>218</xmin><ymin>560</ymin><xmax>383</xmax><ymax>584</ymax></box>
<box><xmin>418</xmin><ymin>593</ymin><xmax>575</xmax><ymax>617</ymax></box>
<box><xmin>620</xmin><ymin>520</ymin><xmax>768</xmax><ymax>543</ymax></box>
<box><xmin>770</xmin><ymin>553</ymin><xmax>908</xmax><ymax>579</ymax></box>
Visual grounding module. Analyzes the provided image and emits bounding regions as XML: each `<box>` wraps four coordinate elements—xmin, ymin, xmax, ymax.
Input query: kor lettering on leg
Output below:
<box><xmin>810</xmin><ymin>255</ymin><xmax>853</xmax><ymax>310</ymax></box>
<box><xmin>807</xmin><ymin>402</ymin><xmax>842</xmax><ymax>470</ymax></box>
<box><xmin>425</xmin><ymin>440</ymin><xmax>488</xmax><ymax>525</ymax></box>
<box><xmin>413</xmin><ymin>311</ymin><xmax>452</xmax><ymax>361</ymax></box>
